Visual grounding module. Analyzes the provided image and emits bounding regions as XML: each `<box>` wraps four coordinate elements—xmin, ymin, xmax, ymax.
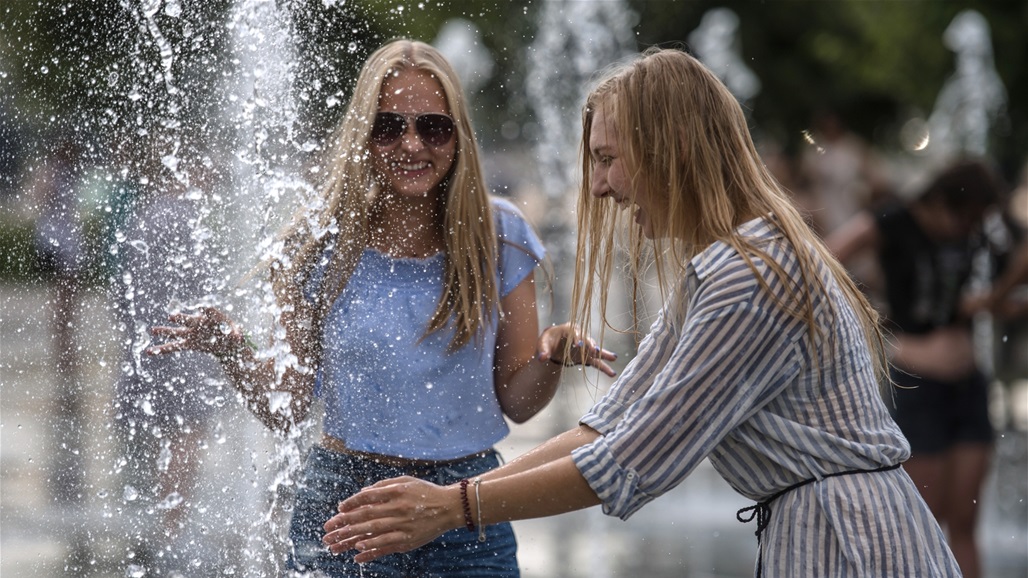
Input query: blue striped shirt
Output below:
<box><xmin>572</xmin><ymin>217</ymin><xmax>960</xmax><ymax>576</ymax></box>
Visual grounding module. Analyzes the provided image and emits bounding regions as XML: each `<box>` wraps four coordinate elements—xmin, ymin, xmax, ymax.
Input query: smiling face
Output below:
<box><xmin>588</xmin><ymin>104</ymin><xmax>657</xmax><ymax>238</ymax></box>
<box><xmin>371</xmin><ymin>68</ymin><xmax>457</xmax><ymax>200</ymax></box>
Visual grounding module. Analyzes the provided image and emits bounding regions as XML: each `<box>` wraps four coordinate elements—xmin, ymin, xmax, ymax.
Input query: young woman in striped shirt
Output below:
<box><xmin>323</xmin><ymin>47</ymin><xmax>961</xmax><ymax>577</ymax></box>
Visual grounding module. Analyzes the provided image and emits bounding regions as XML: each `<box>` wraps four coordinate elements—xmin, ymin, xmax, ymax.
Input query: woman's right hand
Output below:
<box><xmin>148</xmin><ymin>307</ymin><xmax>248</xmax><ymax>359</ymax></box>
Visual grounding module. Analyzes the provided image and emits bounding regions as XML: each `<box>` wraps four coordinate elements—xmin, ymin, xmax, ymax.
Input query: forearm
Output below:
<box><xmin>147</xmin><ymin>305</ymin><xmax>315</xmax><ymax>432</ymax></box>
<box><xmin>473</xmin><ymin>455</ymin><xmax>602</xmax><ymax>526</ymax></box>
<box><xmin>990</xmin><ymin>244</ymin><xmax>1028</xmax><ymax>310</ymax></box>
<box><xmin>495</xmin><ymin>358</ymin><xmax>564</xmax><ymax>423</ymax></box>
<box><xmin>215</xmin><ymin>348</ymin><xmax>312</xmax><ymax>432</ymax></box>
<box><xmin>495</xmin><ymin>322</ymin><xmax>619</xmax><ymax>423</ymax></box>
<box><xmin>485</xmin><ymin>424</ymin><xmax>600</xmax><ymax>480</ymax></box>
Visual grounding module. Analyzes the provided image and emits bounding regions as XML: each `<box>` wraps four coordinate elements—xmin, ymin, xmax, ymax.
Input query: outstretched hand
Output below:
<box><xmin>322</xmin><ymin>476</ymin><xmax>456</xmax><ymax>564</ymax></box>
<box><xmin>147</xmin><ymin>306</ymin><xmax>247</xmax><ymax>359</ymax></box>
<box><xmin>537</xmin><ymin>322</ymin><xmax>618</xmax><ymax>377</ymax></box>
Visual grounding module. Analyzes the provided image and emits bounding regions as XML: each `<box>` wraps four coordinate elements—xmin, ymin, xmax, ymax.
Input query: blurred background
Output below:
<box><xmin>1</xmin><ymin>1</ymin><xmax>1026</xmax><ymax>577</ymax></box>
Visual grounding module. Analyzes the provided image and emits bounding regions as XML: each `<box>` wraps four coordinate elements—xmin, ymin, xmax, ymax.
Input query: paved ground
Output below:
<box><xmin>2</xmin><ymin>281</ymin><xmax>1026</xmax><ymax>577</ymax></box>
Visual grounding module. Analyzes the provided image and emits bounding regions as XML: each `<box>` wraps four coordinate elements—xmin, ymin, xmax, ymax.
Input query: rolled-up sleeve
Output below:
<box><xmin>572</xmin><ymin>260</ymin><xmax>808</xmax><ymax>520</ymax></box>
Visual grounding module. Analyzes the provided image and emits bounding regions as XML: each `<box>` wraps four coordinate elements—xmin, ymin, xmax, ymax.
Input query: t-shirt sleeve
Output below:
<box><xmin>493</xmin><ymin>197</ymin><xmax>546</xmax><ymax>296</ymax></box>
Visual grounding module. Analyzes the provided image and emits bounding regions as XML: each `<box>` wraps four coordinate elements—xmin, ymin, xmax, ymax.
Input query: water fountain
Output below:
<box><xmin>525</xmin><ymin>2</ymin><xmax>637</xmax><ymax>576</ymax></box>
<box><xmin>687</xmin><ymin>8</ymin><xmax>760</xmax><ymax>107</ymax></box>
<box><xmin>105</xmin><ymin>1</ymin><xmax>303</xmax><ymax>576</ymax></box>
<box><xmin>926</xmin><ymin>9</ymin><xmax>1008</xmax><ymax>161</ymax></box>
<box><xmin>0</xmin><ymin>1</ymin><xmax>319</xmax><ymax>576</ymax></box>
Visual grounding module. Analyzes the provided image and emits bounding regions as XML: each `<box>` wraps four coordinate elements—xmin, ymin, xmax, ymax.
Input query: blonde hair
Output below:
<box><xmin>572</xmin><ymin>47</ymin><xmax>888</xmax><ymax>384</ymax></box>
<box><xmin>272</xmin><ymin>39</ymin><xmax>497</xmax><ymax>351</ymax></box>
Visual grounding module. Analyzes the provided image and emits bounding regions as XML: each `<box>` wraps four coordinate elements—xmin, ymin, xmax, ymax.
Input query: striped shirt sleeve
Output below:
<box><xmin>573</xmin><ymin>256</ymin><xmax>809</xmax><ymax>520</ymax></box>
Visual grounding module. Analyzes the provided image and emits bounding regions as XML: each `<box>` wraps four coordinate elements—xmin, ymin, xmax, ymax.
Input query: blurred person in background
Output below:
<box><xmin>148</xmin><ymin>39</ymin><xmax>615</xmax><ymax>577</ymax></box>
<box><xmin>107</xmin><ymin>143</ymin><xmax>227</xmax><ymax>573</ymax></box>
<box><xmin>966</xmin><ymin>160</ymin><xmax>1028</xmax><ymax>432</ymax></box>
<box><xmin>799</xmin><ymin>109</ymin><xmax>894</xmax><ymax>300</ymax></box>
<box><xmin>799</xmin><ymin>108</ymin><xmax>891</xmax><ymax>238</ymax></box>
<box><xmin>27</xmin><ymin>132</ymin><xmax>89</xmax><ymax>505</ymax></box>
<box><xmin>964</xmin><ymin>160</ymin><xmax>1028</xmax><ymax>320</ymax></box>
<box><xmin>323</xmin><ymin>47</ymin><xmax>960</xmax><ymax>578</ymax></box>
<box><xmin>828</xmin><ymin>158</ymin><xmax>1012</xmax><ymax>578</ymax></box>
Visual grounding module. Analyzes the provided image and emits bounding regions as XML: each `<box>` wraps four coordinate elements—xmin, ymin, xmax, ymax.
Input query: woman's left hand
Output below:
<box><xmin>537</xmin><ymin>322</ymin><xmax>618</xmax><ymax>377</ymax></box>
<box><xmin>322</xmin><ymin>476</ymin><xmax>459</xmax><ymax>563</ymax></box>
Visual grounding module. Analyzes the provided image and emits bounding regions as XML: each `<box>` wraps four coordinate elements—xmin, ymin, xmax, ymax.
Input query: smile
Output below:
<box><xmin>396</xmin><ymin>161</ymin><xmax>430</xmax><ymax>171</ymax></box>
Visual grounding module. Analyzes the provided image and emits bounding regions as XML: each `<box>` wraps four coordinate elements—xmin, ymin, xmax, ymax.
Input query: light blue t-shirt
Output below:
<box><xmin>313</xmin><ymin>198</ymin><xmax>545</xmax><ymax>460</ymax></box>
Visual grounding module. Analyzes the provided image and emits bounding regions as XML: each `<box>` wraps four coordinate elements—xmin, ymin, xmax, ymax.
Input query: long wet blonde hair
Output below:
<box><xmin>271</xmin><ymin>39</ymin><xmax>497</xmax><ymax>352</ymax></box>
<box><xmin>572</xmin><ymin>47</ymin><xmax>888</xmax><ymax>383</ymax></box>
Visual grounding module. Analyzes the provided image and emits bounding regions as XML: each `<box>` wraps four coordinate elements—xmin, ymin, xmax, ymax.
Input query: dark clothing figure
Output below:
<box><xmin>875</xmin><ymin>203</ymin><xmax>978</xmax><ymax>335</ymax></box>
<box><xmin>829</xmin><ymin>158</ymin><xmax>1007</xmax><ymax>578</ymax></box>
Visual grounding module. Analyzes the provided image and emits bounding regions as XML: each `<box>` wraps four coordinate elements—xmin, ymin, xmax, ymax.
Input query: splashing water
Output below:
<box><xmin>688</xmin><ymin>8</ymin><xmax>761</xmax><ymax>106</ymax></box>
<box><xmin>525</xmin><ymin>2</ymin><xmax>637</xmax><ymax>576</ymax></box>
<box><xmin>526</xmin><ymin>0</ymin><xmax>638</xmax><ymax>325</ymax></box>
<box><xmin>927</xmin><ymin>9</ymin><xmax>1007</xmax><ymax>160</ymax></box>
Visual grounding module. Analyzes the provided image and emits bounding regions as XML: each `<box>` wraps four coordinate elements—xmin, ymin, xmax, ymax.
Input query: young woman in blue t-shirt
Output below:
<box><xmin>149</xmin><ymin>39</ymin><xmax>616</xmax><ymax>577</ymax></box>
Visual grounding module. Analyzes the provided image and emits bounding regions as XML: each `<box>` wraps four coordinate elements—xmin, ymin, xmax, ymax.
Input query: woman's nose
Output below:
<box><xmin>399</xmin><ymin>125</ymin><xmax>425</xmax><ymax>151</ymax></box>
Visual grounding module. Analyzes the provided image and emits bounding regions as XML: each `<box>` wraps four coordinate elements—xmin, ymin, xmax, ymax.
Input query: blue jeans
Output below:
<box><xmin>286</xmin><ymin>446</ymin><xmax>519</xmax><ymax>577</ymax></box>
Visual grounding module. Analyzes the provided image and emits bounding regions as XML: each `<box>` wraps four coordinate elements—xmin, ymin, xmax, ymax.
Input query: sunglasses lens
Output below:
<box><xmin>371</xmin><ymin>113</ymin><xmax>405</xmax><ymax>146</ymax></box>
<box><xmin>371</xmin><ymin>113</ymin><xmax>455</xmax><ymax>147</ymax></box>
<box><xmin>416</xmin><ymin>114</ymin><xmax>455</xmax><ymax>147</ymax></box>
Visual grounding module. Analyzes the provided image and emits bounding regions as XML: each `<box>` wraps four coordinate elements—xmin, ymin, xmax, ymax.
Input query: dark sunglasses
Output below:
<box><xmin>370</xmin><ymin>112</ymin><xmax>456</xmax><ymax>147</ymax></box>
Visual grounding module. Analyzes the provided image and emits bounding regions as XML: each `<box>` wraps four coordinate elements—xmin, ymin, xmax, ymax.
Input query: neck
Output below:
<box><xmin>369</xmin><ymin>193</ymin><xmax>445</xmax><ymax>258</ymax></box>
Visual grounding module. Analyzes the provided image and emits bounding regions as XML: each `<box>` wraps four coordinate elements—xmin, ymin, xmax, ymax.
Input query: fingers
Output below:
<box><xmin>322</xmin><ymin>477</ymin><xmax>446</xmax><ymax>561</ymax></box>
<box><xmin>537</xmin><ymin>324</ymin><xmax>618</xmax><ymax>376</ymax></box>
<box><xmin>146</xmin><ymin>307</ymin><xmax>241</xmax><ymax>357</ymax></box>
<box><xmin>323</xmin><ymin>519</ymin><xmax>410</xmax><ymax>560</ymax></box>
<box><xmin>321</xmin><ymin>508</ymin><xmax>418</xmax><ymax>559</ymax></box>
<box><xmin>334</xmin><ymin>477</ymin><xmax>416</xmax><ymax>516</ymax></box>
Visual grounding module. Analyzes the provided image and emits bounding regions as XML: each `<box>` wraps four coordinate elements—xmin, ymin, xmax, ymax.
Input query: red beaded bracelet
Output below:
<box><xmin>459</xmin><ymin>478</ymin><xmax>475</xmax><ymax>532</ymax></box>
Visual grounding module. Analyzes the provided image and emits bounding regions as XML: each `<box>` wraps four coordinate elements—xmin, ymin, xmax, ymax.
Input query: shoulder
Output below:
<box><xmin>491</xmin><ymin>197</ymin><xmax>543</xmax><ymax>251</ymax></box>
<box><xmin>692</xmin><ymin>217</ymin><xmax>781</xmax><ymax>284</ymax></box>
<box><xmin>490</xmin><ymin>196</ymin><xmax>530</xmax><ymax>229</ymax></box>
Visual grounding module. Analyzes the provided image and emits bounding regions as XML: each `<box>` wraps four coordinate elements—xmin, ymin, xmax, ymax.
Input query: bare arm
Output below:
<box><xmin>493</xmin><ymin>273</ymin><xmax>616</xmax><ymax>423</ymax></box>
<box><xmin>825</xmin><ymin>211</ymin><xmax>879</xmax><ymax>264</ymax></box>
<box><xmin>964</xmin><ymin>239</ymin><xmax>1028</xmax><ymax>317</ymax></box>
<box><xmin>322</xmin><ymin>424</ymin><xmax>603</xmax><ymax>561</ymax></box>
<box><xmin>148</xmin><ymin>300</ymin><xmax>316</xmax><ymax>433</ymax></box>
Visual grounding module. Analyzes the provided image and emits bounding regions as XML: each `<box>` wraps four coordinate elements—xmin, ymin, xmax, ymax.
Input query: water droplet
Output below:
<box><xmin>164</xmin><ymin>0</ymin><xmax>182</xmax><ymax>17</ymax></box>
<box><xmin>157</xmin><ymin>491</ymin><xmax>184</xmax><ymax>510</ymax></box>
<box><xmin>123</xmin><ymin>485</ymin><xmax>139</xmax><ymax>502</ymax></box>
